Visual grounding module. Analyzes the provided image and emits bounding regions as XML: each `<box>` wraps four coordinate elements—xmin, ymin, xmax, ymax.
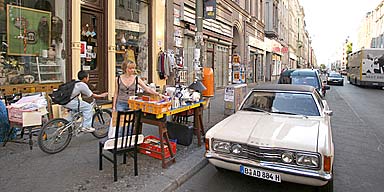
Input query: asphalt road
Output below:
<box><xmin>176</xmin><ymin>78</ymin><xmax>384</xmax><ymax>192</ymax></box>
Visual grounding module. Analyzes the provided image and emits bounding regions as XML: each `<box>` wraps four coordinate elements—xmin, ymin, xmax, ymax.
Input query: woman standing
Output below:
<box><xmin>112</xmin><ymin>60</ymin><xmax>163</xmax><ymax>111</ymax></box>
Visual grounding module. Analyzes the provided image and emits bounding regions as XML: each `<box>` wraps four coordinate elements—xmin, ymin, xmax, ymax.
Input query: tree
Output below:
<box><xmin>320</xmin><ymin>64</ymin><xmax>326</xmax><ymax>70</ymax></box>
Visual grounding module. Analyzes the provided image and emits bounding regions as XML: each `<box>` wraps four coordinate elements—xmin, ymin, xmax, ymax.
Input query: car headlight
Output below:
<box><xmin>296</xmin><ymin>153</ymin><xmax>319</xmax><ymax>168</ymax></box>
<box><xmin>212</xmin><ymin>140</ymin><xmax>231</xmax><ymax>153</ymax></box>
<box><xmin>230</xmin><ymin>144</ymin><xmax>243</xmax><ymax>154</ymax></box>
<box><xmin>281</xmin><ymin>152</ymin><xmax>294</xmax><ymax>163</ymax></box>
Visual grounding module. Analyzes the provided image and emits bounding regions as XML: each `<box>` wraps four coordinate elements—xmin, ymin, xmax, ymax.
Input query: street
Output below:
<box><xmin>176</xmin><ymin>78</ymin><xmax>384</xmax><ymax>192</ymax></box>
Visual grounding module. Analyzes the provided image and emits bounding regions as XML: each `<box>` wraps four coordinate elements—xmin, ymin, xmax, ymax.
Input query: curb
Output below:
<box><xmin>137</xmin><ymin>146</ymin><xmax>208</xmax><ymax>192</ymax></box>
<box><xmin>161</xmin><ymin>147</ymin><xmax>208</xmax><ymax>192</ymax></box>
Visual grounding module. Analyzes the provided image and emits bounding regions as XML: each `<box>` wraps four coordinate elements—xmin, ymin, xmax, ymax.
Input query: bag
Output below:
<box><xmin>51</xmin><ymin>80</ymin><xmax>79</xmax><ymax>105</ymax></box>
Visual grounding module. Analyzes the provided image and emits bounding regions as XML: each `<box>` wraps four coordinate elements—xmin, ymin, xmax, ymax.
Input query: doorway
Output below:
<box><xmin>80</xmin><ymin>9</ymin><xmax>106</xmax><ymax>92</ymax></box>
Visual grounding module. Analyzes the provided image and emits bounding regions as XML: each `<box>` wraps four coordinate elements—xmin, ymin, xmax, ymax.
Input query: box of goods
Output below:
<box><xmin>128</xmin><ymin>99</ymin><xmax>171</xmax><ymax>115</ymax></box>
<box><xmin>7</xmin><ymin>107</ymin><xmax>42</xmax><ymax>126</ymax></box>
<box><xmin>139</xmin><ymin>135</ymin><xmax>177</xmax><ymax>159</ymax></box>
<box><xmin>166</xmin><ymin>121</ymin><xmax>193</xmax><ymax>146</ymax></box>
<box><xmin>144</xmin><ymin>102</ymin><xmax>171</xmax><ymax>114</ymax></box>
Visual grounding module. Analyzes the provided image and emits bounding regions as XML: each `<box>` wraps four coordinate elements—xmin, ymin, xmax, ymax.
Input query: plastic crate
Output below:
<box><xmin>139</xmin><ymin>135</ymin><xmax>177</xmax><ymax>160</ymax></box>
<box><xmin>145</xmin><ymin>102</ymin><xmax>171</xmax><ymax>114</ymax></box>
<box><xmin>128</xmin><ymin>99</ymin><xmax>171</xmax><ymax>115</ymax></box>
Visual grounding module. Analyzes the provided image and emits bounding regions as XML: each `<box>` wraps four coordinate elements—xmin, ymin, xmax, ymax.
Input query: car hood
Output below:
<box><xmin>209</xmin><ymin>111</ymin><xmax>320</xmax><ymax>152</ymax></box>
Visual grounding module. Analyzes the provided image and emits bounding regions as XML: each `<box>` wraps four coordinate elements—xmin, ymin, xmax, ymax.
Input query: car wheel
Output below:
<box><xmin>318</xmin><ymin>178</ymin><xmax>333</xmax><ymax>192</ymax></box>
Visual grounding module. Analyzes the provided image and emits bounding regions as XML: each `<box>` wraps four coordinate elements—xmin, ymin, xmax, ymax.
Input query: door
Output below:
<box><xmin>80</xmin><ymin>9</ymin><xmax>106</xmax><ymax>92</ymax></box>
<box><xmin>215</xmin><ymin>45</ymin><xmax>229</xmax><ymax>88</ymax></box>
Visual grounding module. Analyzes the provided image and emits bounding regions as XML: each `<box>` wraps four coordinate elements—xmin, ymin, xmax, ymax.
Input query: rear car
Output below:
<box><xmin>327</xmin><ymin>72</ymin><xmax>344</xmax><ymax>86</ymax></box>
<box><xmin>205</xmin><ymin>84</ymin><xmax>334</xmax><ymax>192</ymax></box>
<box><xmin>278</xmin><ymin>69</ymin><xmax>330</xmax><ymax>97</ymax></box>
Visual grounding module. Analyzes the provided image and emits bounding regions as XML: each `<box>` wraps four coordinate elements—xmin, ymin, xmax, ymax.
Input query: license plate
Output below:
<box><xmin>240</xmin><ymin>165</ymin><xmax>281</xmax><ymax>182</ymax></box>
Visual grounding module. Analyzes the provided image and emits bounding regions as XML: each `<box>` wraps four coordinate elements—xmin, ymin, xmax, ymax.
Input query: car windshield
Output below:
<box><xmin>291</xmin><ymin>76</ymin><xmax>320</xmax><ymax>89</ymax></box>
<box><xmin>241</xmin><ymin>91</ymin><xmax>320</xmax><ymax>116</ymax></box>
<box><xmin>329</xmin><ymin>73</ymin><xmax>342</xmax><ymax>78</ymax></box>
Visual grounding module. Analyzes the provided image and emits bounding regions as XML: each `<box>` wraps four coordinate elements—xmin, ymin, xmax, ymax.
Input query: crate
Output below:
<box><xmin>128</xmin><ymin>99</ymin><xmax>171</xmax><ymax>115</ymax></box>
<box><xmin>139</xmin><ymin>135</ymin><xmax>177</xmax><ymax>160</ymax></box>
<box><xmin>145</xmin><ymin>102</ymin><xmax>171</xmax><ymax>114</ymax></box>
<box><xmin>7</xmin><ymin>107</ymin><xmax>43</xmax><ymax>126</ymax></box>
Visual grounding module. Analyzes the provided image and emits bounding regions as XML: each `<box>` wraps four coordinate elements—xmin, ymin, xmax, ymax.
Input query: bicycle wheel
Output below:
<box><xmin>91</xmin><ymin>109</ymin><xmax>112</xmax><ymax>138</ymax></box>
<box><xmin>38</xmin><ymin>118</ymin><xmax>73</xmax><ymax>154</ymax></box>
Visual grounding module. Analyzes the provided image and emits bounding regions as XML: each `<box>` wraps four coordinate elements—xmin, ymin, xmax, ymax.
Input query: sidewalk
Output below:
<box><xmin>139</xmin><ymin>82</ymin><xmax>262</xmax><ymax>192</ymax></box>
<box><xmin>0</xmin><ymin>82</ymin><xmax>265</xmax><ymax>192</ymax></box>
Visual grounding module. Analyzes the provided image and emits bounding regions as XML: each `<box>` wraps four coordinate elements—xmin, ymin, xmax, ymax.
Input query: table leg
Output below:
<box><xmin>2</xmin><ymin>126</ymin><xmax>15</xmax><ymax>147</ymax></box>
<box><xmin>141</xmin><ymin>118</ymin><xmax>176</xmax><ymax>169</ymax></box>
<box><xmin>158</xmin><ymin>122</ymin><xmax>176</xmax><ymax>168</ymax></box>
<box><xmin>28</xmin><ymin>126</ymin><xmax>33</xmax><ymax>150</ymax></box>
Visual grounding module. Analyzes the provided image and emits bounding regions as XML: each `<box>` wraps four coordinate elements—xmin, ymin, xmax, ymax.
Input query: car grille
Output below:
<box><xmin>217</xmin><ymin>145</ymin><xmax>321</xmax><ymax>170</ymax></box>
<box><xmin>242</xmin><ymin>145</ymin><xmax>283</xmax><ymax>163</ymax></box>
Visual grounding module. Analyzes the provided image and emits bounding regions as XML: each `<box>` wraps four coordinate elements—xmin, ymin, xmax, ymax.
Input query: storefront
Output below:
<box><xmin>0</xmin><ymin>0</ymin><xmax>68</xmax><ymax>95</ymax></box>
<box><xmin>115</xmin><ymin>0</ymin><xmax>149</xmax><ymax>80</ymax></box>
<box><xmin>248</xmin><ymin>36</ymin><xmax>265</xmax><ymax>83</ymax></box>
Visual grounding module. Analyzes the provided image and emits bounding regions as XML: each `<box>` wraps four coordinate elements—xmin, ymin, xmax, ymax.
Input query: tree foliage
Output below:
<box><xmin>320</xmin><ymin>64</ymin><xmax>326</xmax><ymax>70</ymax></box>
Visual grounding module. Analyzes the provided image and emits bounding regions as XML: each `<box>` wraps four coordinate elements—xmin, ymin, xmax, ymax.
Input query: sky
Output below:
<box><xmin>299</xmin><ymin>0</ymin><xmax>383</xmax><ymax>65</ymax></box>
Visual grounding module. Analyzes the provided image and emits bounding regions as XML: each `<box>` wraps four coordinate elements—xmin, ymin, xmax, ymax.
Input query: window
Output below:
<box><xmin>0</xmin><ymin>0</ymin><xmax>67</xmax><ymax>85</ymax></box>
<box><xmin>241</xmin><ymin>91</ymin><xmax>320</xmax><ymax>116</ymax></box>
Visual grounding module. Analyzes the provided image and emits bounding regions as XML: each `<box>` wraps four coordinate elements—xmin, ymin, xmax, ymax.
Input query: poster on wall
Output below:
<box><xmin>7</xmin><ymin>5</ymin><xmax>51</xmax><ymax>56</ymax></box>
<box><xmin>80</xmin><ymin>41</ymin><xmax>87</xmax><ymax>58</ymax></box>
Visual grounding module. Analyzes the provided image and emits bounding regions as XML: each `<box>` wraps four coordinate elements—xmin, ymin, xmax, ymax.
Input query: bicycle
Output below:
<box><xmin>37</xmin><ymin>99</ymin><xmax>112</xmax><ymax>154</ymax></box>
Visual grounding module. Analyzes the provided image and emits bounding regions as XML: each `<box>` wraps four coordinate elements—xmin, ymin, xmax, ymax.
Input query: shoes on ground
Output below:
<box><xmin>80</xmin><ymin>127</ymin><xmax>95</xmax><ymax>133</ymax></box>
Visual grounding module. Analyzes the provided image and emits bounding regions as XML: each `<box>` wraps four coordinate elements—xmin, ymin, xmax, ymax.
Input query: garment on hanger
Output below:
<box><xmin>157</xmin><ymin>50</ymin><xmax>170</xmax><ymax>79</ymax></box>
<box><xmin>126</xmin><ymin>46</ymin><xmax>136</xmax><ymax>64</ymax></box>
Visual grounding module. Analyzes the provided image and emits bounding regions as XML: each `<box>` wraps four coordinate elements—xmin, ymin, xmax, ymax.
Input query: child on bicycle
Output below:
<box><xmin>64</xmin><ymin>70</ymin><xmax>108</xmax><ymax>132</ymax></box>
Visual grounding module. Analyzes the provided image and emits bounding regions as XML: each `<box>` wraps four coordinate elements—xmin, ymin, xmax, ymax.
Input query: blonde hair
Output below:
<box><xmin>121</xmin><ymin>60</ymin><xmax>136</xmax><ymax>74</ymax></box>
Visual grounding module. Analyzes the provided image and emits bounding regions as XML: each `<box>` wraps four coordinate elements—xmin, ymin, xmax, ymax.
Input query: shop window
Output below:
<box><xmin>0</xmin><ymin>0</ymin><xmax>67</xmax><ymax>94</ymax></box>
<box><xmin>115</xmin><ymin>0</ymin><xmax>149</xmax><ymax>78</ymax></box>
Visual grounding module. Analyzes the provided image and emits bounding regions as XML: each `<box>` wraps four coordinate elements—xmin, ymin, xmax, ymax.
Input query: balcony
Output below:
<box><xmin>265</xmin><ymin>29</ymin><xmax>278</xmax><ymax>38</ymax></box>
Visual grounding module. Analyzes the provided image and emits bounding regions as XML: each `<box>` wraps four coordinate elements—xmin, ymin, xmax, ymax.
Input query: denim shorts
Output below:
<box><xmin>116</xmin><ymin>100</ymin><xmax>130</xmax><ymax>111</ymax></box>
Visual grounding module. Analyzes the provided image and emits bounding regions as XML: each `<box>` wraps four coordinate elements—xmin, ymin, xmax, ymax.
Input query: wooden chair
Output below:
<box><xmin>99</xmin><ymin>109</ymin><xmax>143</xmax><ymax>182</ymax></box>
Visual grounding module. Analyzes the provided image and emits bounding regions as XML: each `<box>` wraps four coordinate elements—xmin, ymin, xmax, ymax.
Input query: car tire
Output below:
<box><xmin>318</xmin><ymin>178</ymin><xmax>333</xmax><ymax>192</ymax></box>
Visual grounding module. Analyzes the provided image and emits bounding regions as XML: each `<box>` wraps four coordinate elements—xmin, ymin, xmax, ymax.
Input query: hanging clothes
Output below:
<box><xmin>126</xmin><ymin>47</ymin><xmax>136</xmax><ymax>64</ymax></box>
<box><xmin>157</xmin><ymin>50</ymin><xmax>170</xmax><ymax>79</ymax></box>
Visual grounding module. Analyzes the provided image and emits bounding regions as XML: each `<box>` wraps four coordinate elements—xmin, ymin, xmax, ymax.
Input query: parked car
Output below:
<box><xmin>205</xmin><ymin>84</ymin><xmax>334</xmax><ymax>192</ymax></box>
<box><xmin>278</xmin><ymin>69</ymin><xmax>330</xmax><ymax>97</ymax></box>
<box><xmin>340</xmin><ymin>69</ymin><xmax>348</xmax><ymax>76</ymax></box>
<box><xmin>327</xmin><ymin>72</ymin><xmax>344</xmax><ymax>86</ymax></box>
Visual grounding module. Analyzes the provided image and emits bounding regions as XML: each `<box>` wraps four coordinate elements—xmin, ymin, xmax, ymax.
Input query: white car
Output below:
<box><xmin>205</xmin><ymin>84</ymin><xmax>334</xmax><ymax>192</ymax></box>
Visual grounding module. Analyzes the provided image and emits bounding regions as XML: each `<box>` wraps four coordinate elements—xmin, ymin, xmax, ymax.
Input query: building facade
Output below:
<box><xmin>0</xmin><ymin>0</ymin><xmax>314</xmax><ymax>98</ymax></box>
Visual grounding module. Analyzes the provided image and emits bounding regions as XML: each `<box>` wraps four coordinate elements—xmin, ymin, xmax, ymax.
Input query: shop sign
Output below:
<box><xmin>174</xmin><ymin>8</ymin><xmax>181</xmax><ymax>25</ymax></box>
<box><xmin>204</xmin><ymin>0</ymin><xmax>217</xmax><ymax>20</ymax></box>
<box><xmin>175</xmin><ymin>37</ymin><xmax>183</xmax><ymax>47</ymax></box>
<box><xmin>281</xmin><ymin>47</ymin><xmax>288</xmax><ymax>53</ymax></box>
<box><xmin>233</xmin><ymin>54</ymin><xmax>241</xmax><ymax>63</ymax></box>
<box><xmin>224</xmin><ymin>87</ymin><xmax>234</xmax><ymax>102</ymax></box>
<box><xmin>273</xmin><ymin>47</ymin><xmax>281</xmax><ymax>53</ymax></box>
<box><xmin>115</xmin><ymin>19</ymin><xmax>145</xmax><ymax>33</ymax></box>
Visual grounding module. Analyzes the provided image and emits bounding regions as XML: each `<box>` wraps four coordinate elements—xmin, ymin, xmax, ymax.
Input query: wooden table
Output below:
<box><xmin>139</xmin><ymin>101</ymin><xmax>206</xmax><ymax>168</ymax></box>
<box><xmin>3</xmin><ymin>109</ymin><xmax>45</xmax><ymax>150</ymax></box>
